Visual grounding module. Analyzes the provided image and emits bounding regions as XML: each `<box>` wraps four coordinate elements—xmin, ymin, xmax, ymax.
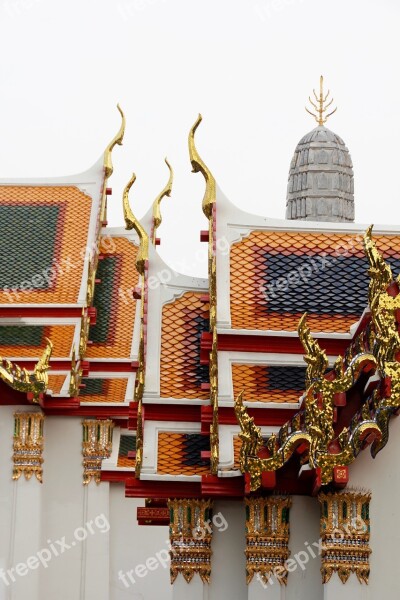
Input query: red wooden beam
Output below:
<box><xmin>0</xmin><ymin>307</ymin><xmax>82</xmax><ymax>318</ymax></box>
<box><xmin>201</xmin><ymin>332</ymin><xmax>349</xmax><ymax>356</ymax></box>
<box><xmin>125</xmin><ymin>478</ymin><xmax>202</xmax><ymax>499</ymax></box>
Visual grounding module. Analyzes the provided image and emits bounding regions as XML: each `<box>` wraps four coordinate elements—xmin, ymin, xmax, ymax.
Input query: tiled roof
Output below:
<box><xmin>0</xmin><ymin>186</ymin><xmax>92</xmax><ymax>304</ymax></box>
<box><xmin>232</xmin><ymin>364</ymin><xmax>306</xmax><ymax>403</ymax></box>
<box><xmin>160</xmin><ymin>292</ymin><xmax>209</xmax><ymax>399</ymax></box>
<box><xmin>0</xmin><ymin>324</ymin><xmax>75</xmax><ymax>358</ymax></box>
<box><xmin>87</xmin><ymin>237</ymin><xmax>139</xmax><ymax>359</ymax></box>
<box><xmin>79</xmin><ymin>377</ymin><xmax>128</xmax><ymax>403</ymax></box>
<box><xmin>230</xmin><ymin>231</ymin><xmax>400</xmax><ymax>332</ymax></box>
<box><xmin>47</xmin><ymin>374</ymin><xmax>67</xmax><ymax>394</ymax></box>
<box><xmin>117</xmin><ymin>434</ymin><xmax>136</xmax><ymax>468</ymax></box>
<box><xmin>157</xmin><ymin>432</ymin><xmax>210</xmax><ymax>475</ymax></box>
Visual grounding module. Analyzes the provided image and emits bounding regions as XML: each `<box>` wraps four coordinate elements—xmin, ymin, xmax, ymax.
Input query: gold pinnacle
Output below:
<box><xmin>305</xmin><ymin>75</ymin><xmax>337</xmax><ymax>126</ymax></box>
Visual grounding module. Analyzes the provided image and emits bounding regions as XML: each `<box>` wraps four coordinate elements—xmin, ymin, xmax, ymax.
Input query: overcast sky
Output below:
<box><xmin>0</xmin><ymin>0</ymin><xmax>399</xmax><ymax>276</ymax></box>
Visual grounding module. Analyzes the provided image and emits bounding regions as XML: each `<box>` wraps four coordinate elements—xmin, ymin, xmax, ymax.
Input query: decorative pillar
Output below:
<box><xmin>168</xmin><ymin>498</ymin><xmax>213</xmax><ymax>598</ymax></box>
<box><xmin>81</xmin><ymin>419</ymin><xmax>114</xmax><ymax>600</ymax></box>
<box><xmin>245</xmin><ymin>496</ymin><xmax>292</xmax><ymax>588</ymax></box>
<box><xmin>12</xmin><ymin>412</ymin><xmax>44</xmax><ymax>482</ymax></box>
<box><xmin>7</xmin><ymin>411</ymin><xmax>44</xmax><ymax>599</ymax></box>
<box><xmin>319</xmin><ymin>491</ymin><xmax>371</xmax><ymax>597</ymax></box>
<box><xmin>82</xmin><ymin>419</ymin><xmax>114</xmax><ymax>484</ymax></box>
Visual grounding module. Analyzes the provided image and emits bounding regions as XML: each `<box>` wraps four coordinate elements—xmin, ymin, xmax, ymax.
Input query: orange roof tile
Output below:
<box><xmin>79</xmin><ymin>378</ymin><xmax>128</xmax><ymax>403</ymax></box>
<box><xmin>157</xmin><ymin>432</ymin><xmax>210</xmax><ymax>475</ymax></box>
<box><xmin>160</xmin><ymin>292</ymin><xmax>209</xmax><ymax>399</ymax></box>
<box><xmin>0</xmin><ymin>325</ymin><xmax>75</xmax><ymax>358</ymax></box>
<box><xmin>232</xmin><ymin>364</ymin><xmax>304</xmax><ymax>403</ymax></box>
<box><xmin>230</xmin><ymin>230</ymin><xmax>400</xmax><ymax>332</ymax></box>
<box><xmin>0</xmin><ymin>186</ymin><xmax>93</xmax><ymax>304</ymax></box>
<box><xmin>87</xmin><ymin>237</ymin><xmax>139</xmax><ymax>359</ymax></box>
<box><xmin>47</xmin><ymin>374</ymin><xmax>67</xmax><ymax>394</ymax></box>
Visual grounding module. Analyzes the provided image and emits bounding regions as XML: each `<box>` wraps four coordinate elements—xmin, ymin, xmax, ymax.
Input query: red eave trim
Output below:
<box><xmin>42</xmin><ymin>404</ymin><xmax>129</xmax><ymax>417</ymax></box>
<box><xmin>0</xmin><ymin>307</ymin><xmax>83</xmax><ymax>318</ymax></box>
<box><xmin>130</xmin><ymin>403</ymin><xmax>201</xmax><ymax>424</ymax></box>
<box><xmin>125</xmin><ymin>477</ymin><xmax>202</xmax><ymax>499</ymax></box>
<box><xmin>16</xmin><ymin>360</ymin><xmax>137</xmax><ymax>373</ymax></box>
<box><xmin>201</xmin><ymin>405</ymin><xmax>297</xmax><ymax>431</ymax></box>
<box><xmin>101</xmin><ymin>471</ymin><xmax>133</xmax><ymax>484</ymax></box>
<box><xmin>201</xmin><ymin>332</ymin><xmax>350</xmax><ymax>357</ymax></box>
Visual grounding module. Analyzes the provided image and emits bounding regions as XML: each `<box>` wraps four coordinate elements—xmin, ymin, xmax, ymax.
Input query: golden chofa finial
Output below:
<box><xmin>152</xmin><ymin>158</ymin><xmax>173</xmax><ymax>244</ymax></box>
<box><xmin>123</xmin><ymin>173</ymin><xmax>149</xmax><ymax>275</ymax></box>
<box><xmin>104</xmin><ymin>104</ymin><xmax>126</xmax><ymax>179</ymax></box>
<box><xmin>305</xmin><ymin>76</ymin><xmax>337</xmax><ymax>126</ymax></box>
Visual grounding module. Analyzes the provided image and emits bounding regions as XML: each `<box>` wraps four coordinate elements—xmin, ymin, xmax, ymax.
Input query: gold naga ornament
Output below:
<box><xmin>235</xmin><ymin>226</ymin><xmax>400</xmax><ymax>491</ymax></box>
<box><xmin>318</xmin><ymin>491</ymin><xmax>371</xmax><ymax>584</ymax></box>
<box><xmin>168</xmin><ymin>498</ymin><xmax>213</xmax><ymax>584</ymax></box>
<box><xmin>0</xmin><ymin>338</ymin><xmax>52</xmax><ymax>403</ymax></box>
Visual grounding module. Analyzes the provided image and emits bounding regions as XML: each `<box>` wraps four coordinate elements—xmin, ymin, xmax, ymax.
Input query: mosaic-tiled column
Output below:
<box><xmin>168</xmin><ymin>499</ymin><xmax>213</xmax><ymax>584</ymax></box>
<box><xmin>245</xmin><ymin>496</ymin><xmax>292</xmax><ymax>586</ymax></box>
<box><xmin>318</xmin><ymin>491</ymin><xmax>371</xmax><ymax>584</ymax></box>
<box><xmin>82</xmin><ymin>419</ymin><xmax>114</xmax><ymax>484</ymax></box>
<box><xmin>12</xmin><ymin>412</ymin><xmax>44</xmax><ymax>482</ymax></box>
<box><xmin>10</xmin><ymin>411</ymin><xmax>44</xmax><ymax>598</ymax></box>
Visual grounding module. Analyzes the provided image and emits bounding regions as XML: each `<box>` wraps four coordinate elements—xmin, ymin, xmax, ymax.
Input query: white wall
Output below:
<box><xmin>1</xmin><ymin>404</ymin><xmax>400</xmax><ymax>599</ymax></box>
<box><xmin>109</xmin><ymin>489</ymin><xmax>172</xmax><ymax>600</ymax></box>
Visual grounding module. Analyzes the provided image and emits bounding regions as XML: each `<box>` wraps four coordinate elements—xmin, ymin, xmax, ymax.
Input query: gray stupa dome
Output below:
<box><xmin>286</xmin><ymin>78</ymin><xmax>355</xmax><ymax>223</ymax></box>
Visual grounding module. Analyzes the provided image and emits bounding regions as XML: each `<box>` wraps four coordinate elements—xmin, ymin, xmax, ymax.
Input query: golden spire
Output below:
<box><xmin>152</xmin><ymin>158</ymin><xmax>173</xmax><ymax>244</ymax></box>
<box><xmin>305</xmin><ymin>76</ymin><xmax>337</xmax><ymax>126</ymax></box>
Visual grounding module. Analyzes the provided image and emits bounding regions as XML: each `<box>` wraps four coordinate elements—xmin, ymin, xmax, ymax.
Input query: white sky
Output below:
<box><xmin>0</xmin><ymin>0</ymin><xmax>399</xmax><ymax>277</ymax></box>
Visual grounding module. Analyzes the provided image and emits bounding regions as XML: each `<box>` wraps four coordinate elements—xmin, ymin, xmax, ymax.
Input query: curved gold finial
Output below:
<box><xmin>305</xmin><ymin>76</ymin><xmax>337</xmax><ymax>126</ymax></box>
<box><xmin>104</xmin><ymin>104</ymin><xmax>126</xmax><ymax>179</ymax></box>
<box><xmin>34</xmin><ymin>337</ymin><xmax>53</xmax><ymax>392</ymax></box>
<box><xmin>364</xmin><ymin>224</ymin><xmax>394</xmax><ymax>307</ymax></box>
<box><xmin>152</xmin><ymin>158</ymin><xmax>173</xmax><ymax>244</ymax></box>
<box><xmin>188</xmin><ymin>114</ymin><xmax>216</xmax><ymax>218</ymax></box>
<box><xmin>123</xmin><ymin>173</ymin><xmax>149</xmax><ymax>275</ymax></box>
<box><xmin>298</xmin><ymin>312</ymin><xmax>329</xmax><ymax>388</ymax></box>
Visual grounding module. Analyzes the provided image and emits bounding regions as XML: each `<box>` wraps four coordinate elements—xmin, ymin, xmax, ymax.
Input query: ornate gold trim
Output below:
<box><xmin>13</xmin><ymin>412</ymin><xmax>45</xmax><ymax>482</ymax></box>
<box><xmin>0</xmin><ymin>339</ymin><xmax>52</xmax><ymax>403</ymax></box>
<box><xmin>82</xmin><ymin>419</ymin><xmax>114</xmax><ymax>484</ymax></box>
<box><xmin>245</xmin><ymin>497</ymin><xmax>292</xmax><ymax>585</ymax></box>
<box><xmin>122</xmin><ymin>173</ymin><xmax>149</xmax><ymax>475</ymax></box>
<box><xmin>319</xmin><ymin>491</ymin><xmax>371</xmax><ymax>584</ymax></box>
<box><xmin>168</xmin><ymin>498</ymin><xmax>213</xmax><ymax>583</ymax></box>
<box><xmin>69</xmin><ymin>345</ymin><xmax>82</xmax><ymax>398</ymax></box>
<box><xmin>189</xmin><ymin>115</ymin><xmax>219</xmax><ymax>473</ymax></box>
<box><xmin>235</xmin><ymin>227</ymin><xmax>400</xmax><ymax>490</ymax></box>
